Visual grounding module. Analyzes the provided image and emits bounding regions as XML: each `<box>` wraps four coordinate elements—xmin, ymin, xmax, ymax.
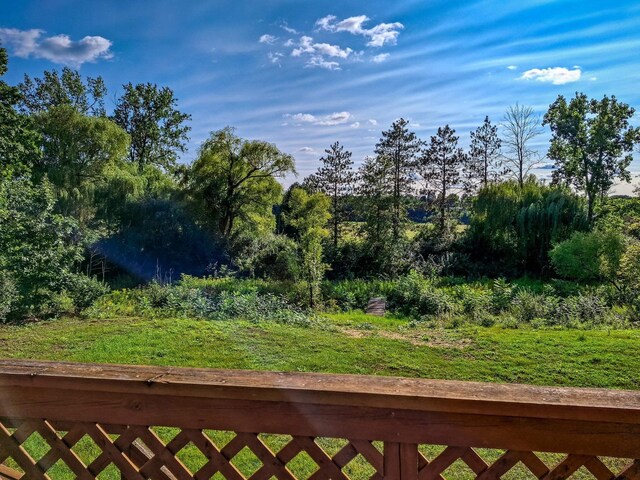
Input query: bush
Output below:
<box><xmin>509</xmin><ymin>290</ymin><xmax>548</xmax><ymax>324</ymax></box>
<box><xmin>0</xmin><ymin>270</ymin><xmax>18</xmax><ymax>323</ymax></box>
<box><xmin>65</xmin><ymin>274</ymin><xmax>110</xmax><ymax>310</ymax></box>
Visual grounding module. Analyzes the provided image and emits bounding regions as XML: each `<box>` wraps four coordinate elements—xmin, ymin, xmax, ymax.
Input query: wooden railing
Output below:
<box><xmin>0</xmin><ymin>360</ymin><xmax>640</xmax><ymax>479</ymax></box>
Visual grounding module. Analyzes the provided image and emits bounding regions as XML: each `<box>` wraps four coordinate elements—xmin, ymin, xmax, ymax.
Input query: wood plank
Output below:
<box><xmin>1</xmin><ymin>359</ymin><xmax>640</xmax><ymax>426</ymax></box>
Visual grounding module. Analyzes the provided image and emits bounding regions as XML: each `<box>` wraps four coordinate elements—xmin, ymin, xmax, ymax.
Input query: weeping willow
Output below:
<box><xmin>469</xmin><ymin>176</ymin><xmax>588</xmax><ymax>275</ymax></box>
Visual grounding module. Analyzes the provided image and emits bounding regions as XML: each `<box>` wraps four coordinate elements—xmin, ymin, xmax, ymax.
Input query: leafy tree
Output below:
<box><xmin>19</xmin><ymin>67</ymin><xmax>106</xmax><ymax>116</ymax></box>
<box><xmin>285</xmin><ymin>187</ymin><xmax>330</xmax><ymax>307</ymax></box>
<box><xmin>543</xmin><ymin>93</ymin><xmax>640</xmax><ymax>225</ymax></box>
<box><xmin>307</xmin><ymin>142</ymin><xmax>355</xmax><ymax>248</ymax></box>
<box><xmin>186</xmin><ymin>127</ymin><xmax>295</xmax><ymax>239</ymax></box>
<box><xmin>0</xmin><ymin>46</ymin><xmax>40</xmax><ymax>178</ymax></box>
<box><xmin>468</xmin><ymin>178</ymin><xmax>588</xmax><ymax>276</ymax></box>
<box><xmin>0</xmin><ymin>177</ymin><xmax>84</xmax><ymax>320</ymax></box>
<box><xmin>420</xmin><ymin>125</ymin><xmax>466</xmax><ymax>231</ymax></box>
<box><xmin>502</xmin><ymin>104</ymin><xmax>542</xmax><ymax>187</ymax></box>
<box><xmin>33</xmin><ymin>105</ymin><xmax>130</xmax><ymax>222</ymax></box>
<box><xmin>550</xmin><ymin>229</ymin><xmax>626</xmax><ymax>283</ymax></box>
<box><xmin>113</xmin><ymin>82</ymin><xmax>191</xmax><ymax>172</ymax></box>
<box><xmin>463</xmin><ymin>116</ymin><xmax>502</xmax><ymax>192</ymax></box>
<box><xmin>374</xmin><ymin>119</ymin><xmax>422</xmax><ymax>241</ymax></box>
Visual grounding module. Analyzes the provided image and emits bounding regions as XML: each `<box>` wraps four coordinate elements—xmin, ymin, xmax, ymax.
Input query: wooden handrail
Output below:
<box><xmin>0</xmin><ymin>359</ymin><xmax>639</xmax><ymax>479</ymax></box>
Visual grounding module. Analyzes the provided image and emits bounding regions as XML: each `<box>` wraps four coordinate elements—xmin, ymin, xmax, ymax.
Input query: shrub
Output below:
<box><xmin>509</xmin><ymin>290</ymin><xmax>549</xmax><ymax>324</ymax></box>
<box><xmin>0</xmin><ymin>271</ymin><xmax>18</xmax><ymax>323</ymax></box>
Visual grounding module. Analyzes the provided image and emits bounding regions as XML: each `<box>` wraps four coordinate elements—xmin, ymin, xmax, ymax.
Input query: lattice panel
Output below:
<box><xmin>1</xmin><ymin>418</ymin><xmax>639</xmax><ymax>479</ymax></box>
<box><xmin>416</xmin><ymin>446</ymin><xmax>640</xmax><ymax>480</ymax></box>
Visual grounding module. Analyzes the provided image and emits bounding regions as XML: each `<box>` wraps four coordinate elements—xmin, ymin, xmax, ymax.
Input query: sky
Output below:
<box><xmin>1</xmin><ymin>0</ymin><xmax>640</xmax><ymax>191</ymax></box>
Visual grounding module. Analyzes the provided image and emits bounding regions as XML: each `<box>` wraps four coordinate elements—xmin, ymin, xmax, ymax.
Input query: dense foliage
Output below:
<box><xmin>1</xmin><ymin>44</ymin><xmax>640</xmax><ymax>327</ymax></box>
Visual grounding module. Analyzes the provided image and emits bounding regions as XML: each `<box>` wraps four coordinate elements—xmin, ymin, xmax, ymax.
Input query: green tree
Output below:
<box><xmin>502</xmin><ymin>104</ymin><xmax>542</xmax><ymax>187</ymax></box>
<box><xmin>19</xmin><ymin>67</ymin><xmax>106</xmax><ymax>116</ymax></box>
<box><xmin>550</xmin><ymin>229</ymin><xmax>626</xmax><ymax>283</ymax></box>
<box><xmin>113</xmin><ymin>82</ymin><xmax>191</xmax><ymax>172</ymax></box>
<box><xmin>186</xmin><ymin>127</ymin><xmax>296</xmax><ymax>239</ymax></box>
<box><xmin>420</xmin><ymin>125</ymin><xmax>466</xmax><ymax>231</ymax></box>
<box><xmin>0</xmin><ymin>46</ymin><xmax>40</xmax><ymax>178</ymax></box>
<box><xmin>543</xmin><ymin>93</ymin><xmax>640</xmax><ymax>225</ymax></box>
<box><xmin>468</xmin><ymin>178</ymin><xmax>587</xmax><ymax>276</ymax></box>
<box><xmin>374</xmin><ymin>119</ymin><xmax>422</xmax><ymax>242</ymax></box>
<box><xmin>0</xmin><ymin>177</ymin><xmax>84</xmax><ymax>320</ymax></box>
<box><xmin>33</xmin><ymin>105</ymin><xmax>130</xmax><ymax>223</ymax></box>
<box><xmin>463</xmin><ymin>116</ymin><xmax>502</xmax><ymax>192</ymax></box>
<box><xmin>306</xmin><ymin>142</ymin><xmax>355</xmax><ymax>248</ymax></box>
<box><xmin>285</xmin><ymin>187</ymin><xmax>330</xmax><ymax>307</ymax></box>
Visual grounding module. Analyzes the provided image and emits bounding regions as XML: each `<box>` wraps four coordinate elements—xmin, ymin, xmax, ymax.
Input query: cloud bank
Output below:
<box><xmin>520</xmin><ymin>66</ymin><xmax>582</xmax><ymax>85</ymax></box>
<box><xmin>0</xmin><ymin>28</ymin><xmax>113</xmax><ymax>66</ymax></box>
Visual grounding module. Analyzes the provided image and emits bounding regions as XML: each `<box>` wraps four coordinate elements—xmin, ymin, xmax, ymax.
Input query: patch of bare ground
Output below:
<box><xmin>340</xmin><ymin>327</ymin><xmax>472</xmax><ymax>349</ymax></box>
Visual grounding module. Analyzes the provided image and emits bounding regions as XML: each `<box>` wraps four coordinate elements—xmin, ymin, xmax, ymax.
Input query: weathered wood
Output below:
<box><xmin>365</xmin><ymin>298</ymin><xmax>386</xmax><ymax>316</ymax></box>
<box><xmin>1</xmin><ymin>360</ymin><xmax>640</xmax><ymax>479</ymax></box>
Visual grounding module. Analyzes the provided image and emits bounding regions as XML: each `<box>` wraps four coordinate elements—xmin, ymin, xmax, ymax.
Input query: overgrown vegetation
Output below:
<box><xmin>2</xmin><ymin>44</ymin><xmax>640</xmax><ymax>332</ymax></box>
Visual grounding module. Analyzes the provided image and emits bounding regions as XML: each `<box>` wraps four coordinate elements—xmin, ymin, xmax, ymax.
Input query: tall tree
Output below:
<box><xmin>502</xmin><ymin>104</ymin><xmax>542</xmax><ymax>187</ymax></box>
<box><xmin>33</xmin><ymin>105</ymin><xmax>130</xmax><ymax>222</ymax></box>
<box><xmin>186</xmin><ymin>127</ymin><xmax>296</xmax><ymax>239</ymax></box>
<box><xmin>357</xmin><ymin>155</ymin><xmax>394</xmax><ymax>248</ymax></box>
<box><xmin>420</xmin><ymin>125</ymin><xmax>466</xmax><ymax>231</ymax></box>
<box><xmin>307</xmin><ymin>142</ymin><xmax>355</xmax><ymax>248</ymax></box>
<box><xmin>0</xmin><ymin>46</ymin><xmax>40</xmax><ymax>178</ymax></box>
<box><xmin>113</xmin><ymin>82</ymin><xmax>191</xmax><ymax>172</ymax></box>
<box><xmin>463</xmin><ymin>116</ymin><xmax>502</xmax><ymax>193</ymax></box>
<box><xmin>543</xmin><ymin>93</ymin><xmax>640</xmax><ymax>225</ymax></box>
<box><xmin>374</xmin><ymin>119</ymin><xmax>422</xmax><ymax>242</ymax></box>
<box><xmin>19</xmin><ymin>67</ymin><xmax>106</xmax><ymax>116</ymax></box>
<box><xmin>285</xmin><ymin>187</ymin><xmax>330</xmax><ymax>308</ymax></box>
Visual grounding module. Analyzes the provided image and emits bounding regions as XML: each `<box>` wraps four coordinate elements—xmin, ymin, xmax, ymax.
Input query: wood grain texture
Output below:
<box><xmin>1</xmin><ymin>360</ymin><xmax>640</xmax><ymax>479</ymax></box>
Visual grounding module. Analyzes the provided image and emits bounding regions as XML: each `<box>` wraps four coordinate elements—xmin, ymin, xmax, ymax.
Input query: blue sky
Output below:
<box><xmin>1</xmin><ymin>0</ymin><xmax>640</xmax><ymax>190</ymax></box>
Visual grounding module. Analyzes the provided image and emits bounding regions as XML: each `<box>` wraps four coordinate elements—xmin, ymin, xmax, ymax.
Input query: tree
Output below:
<box><xmin>113</xmin><ymin>82</ymin><xmax>191</xmax><ymax>172</ymax></box>
<box><xmin>374</xmin><ymin>119</ymin><xmax>422</xmax><ymax>241</ymax></box>
<box><xmin>307</xmin><ymin>142</ymin><xmax>355</xmax><ymax>248</ymax></box>
<box><xmin>420</xmin><ymin>125</ymin><xmax>465</xmax><ymax>231</ymax></box>
<box><xmin>502</xmin><ymin>104</ymin><xmax>542</xmax><ymax>187</ymax></box>
<box><xmin>186</xmin><ymin>127</ymin><xmax>296</xmax><ymax>239</ymax></box>
<box><xmin>0</xmin><ymin>177</ymin><xmax>84</xmax><ymax>320</ymax></box>
<box><xmin>33</xmin><ymin>105</ymin><xmax>130</xmax><ymax>222</ymax></box>
<box><xmin>285</xmin><ymin>187</ymin><xmax>330</xmax><ymax>308</ymax></box>
<box><xmin>467</xmin><ymin>178</ymin><xmax>588</xmax><ymax>276</ymax></box>
<box><xmin>543</xmin><ymin>93</ymin><xmax>640</xmax><ymax>226</ymax></box>
<box><xmin>19</xmin><ymin>67</ymin><xmax>106</xmax><ymax>116</ymax></box>
<box><xmin>463</xmin><ymin>116</ymin><xmax>502</xmax><ymax>192</ymax></box>
<box><xmin>550</xmin><ymin>229</ymin><xmax>626</xmax><ymax>283</ymax></box>
<box><xmin>0</xmin><ymin>46</ymin><xmax>40</xmax><ymax>178</ymax></box>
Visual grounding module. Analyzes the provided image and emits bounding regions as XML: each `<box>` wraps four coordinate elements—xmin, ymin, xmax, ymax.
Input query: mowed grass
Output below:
<box><xmin>2</xmin><ymin>313</ymin><xmax>640</xmax><ymax>479</ymax></box>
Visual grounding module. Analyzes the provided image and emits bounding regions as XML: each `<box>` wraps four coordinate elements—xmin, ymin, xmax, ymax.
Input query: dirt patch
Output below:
<box><xmin>339</xmin><ymin>327</ymin><xmax>472</xmax><ymax>349</ymax></box>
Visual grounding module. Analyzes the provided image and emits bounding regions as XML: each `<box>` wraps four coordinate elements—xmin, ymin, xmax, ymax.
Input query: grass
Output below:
<box><xmin>2</xmin><ymin>312</ymin><xmax>639</xmax><ymax>478</ymax></box>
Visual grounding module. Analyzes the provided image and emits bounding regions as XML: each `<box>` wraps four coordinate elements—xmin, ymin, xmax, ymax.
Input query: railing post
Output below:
<box><xmin>384</xmin><ymin>442</ymin><xmax>418</xmax><ymax>479</ymax></box>
<box><xmin>400</xmin><ymin>443</ymin><xmax>419</xmax><ymax>480</ymax></box>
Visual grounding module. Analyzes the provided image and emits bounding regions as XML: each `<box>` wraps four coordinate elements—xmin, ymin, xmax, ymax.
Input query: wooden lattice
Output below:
<box><xmin>1</xmin><ymin>418</ymin><xmax>640</xmax><ymax>479</ymax></box>
<box><xmin>2</xmin><ymin>360</ymin><xmax>640</xmax><ymax>480</ymax></box>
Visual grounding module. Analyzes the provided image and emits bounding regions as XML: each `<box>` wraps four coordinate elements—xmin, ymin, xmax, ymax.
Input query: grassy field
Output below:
<box><xmin>2</xmin><ymin>312</ymin><xmax>639</xmax><ymax>478</ymax></box>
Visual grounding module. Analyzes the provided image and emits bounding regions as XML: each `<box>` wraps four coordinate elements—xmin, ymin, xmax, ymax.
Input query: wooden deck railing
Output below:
<box><xmin>0</xmin><ymin>360</ymin><xmax>639</xmax><ymax>480</ymax></box>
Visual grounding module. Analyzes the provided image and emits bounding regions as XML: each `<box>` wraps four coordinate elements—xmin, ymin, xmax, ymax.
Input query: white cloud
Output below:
<box><xmin>267</xmin><ymin>52</ymin><xmax>283</xmax><ymax>64</ymax></box>
<box><xmin>0</xmin><ymin>28</ymin><xmax>112</xmax><ymax>66</ymax></box>
<box><xmin>316</xmin><ymin>14</ymin><xmax>404</xmax><ymax>47</ymax></box>
<box><xmin>590</xmin><ymin>76</ymin><xmax>598</xmax><ymax>81</ymax></box>
<box><xmin>284</xmin><ymin>111</ymin><xmax>352</xmax><ymax>126</ymax></box>
<box><xmin>520</xmin><ymin>66</ymin><xmax>582</xmax><ymax>85</ymax></box>
<box><xmin>259</xmin><ymin>34</ymin><xmax>277</xmax><ymax>44</ymax></box>
<box><xmin>280</xmin><ymin>22</ymin><xmax>298</xmax><ymax>34</ymax></box>
<box><xmin>284</xmin><ymin>38</ymin><xmax>295</xmax><ymax>47</ymax></box>
<box><xmin>507</xmin><ymin>65</ymin><xmax>518</xmax><ymax>70</ymax></box>
<box><xmin>285</xmin><ymin>113</ymin><xmax>317</xmax><ymax>123</ymax></box>
<box><xmin>292</xmin><ymin>36</ymin><xmax>351</xmax><ymax>58</ymax></box>
<box><xmin>368</xmin><ymin>119</ymin><xmax>378</xmax><ymax>126</ymax></box>
<box><xmin>371</xmin><ymin>53</ymin><xmax>390</xmax><ymax>63</ymax></box>
<box><xmin>350</xmin><ymin>122</ymin><xmax>360</xmax><ymax>128</ymax></box>
<box><xmin>298</xmin><ymin>147</ymin><xmax>315</xmax><ymax>153</ymax></box>
<box><xmin>307</xmin><ymin>56</ymin><xmax>341</xmax><ymax>70</ymax></box>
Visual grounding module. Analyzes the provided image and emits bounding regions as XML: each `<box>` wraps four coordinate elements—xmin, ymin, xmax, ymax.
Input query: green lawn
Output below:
<box><xmin>2</xmin><ymin>313</ymin><xmax>639</xmax><ymax>479</ymax></box>
<box><xmin>2</xmin><ymin>312</ymin><xmax>639</xmax><ymax>389</ymax></box>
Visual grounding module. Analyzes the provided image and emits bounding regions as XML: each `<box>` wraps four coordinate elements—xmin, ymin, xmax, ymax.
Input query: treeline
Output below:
<box><xmin>1</xmin><ymin>45</ymin><xmax>640</xmax><ymax>321</ymax></box>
